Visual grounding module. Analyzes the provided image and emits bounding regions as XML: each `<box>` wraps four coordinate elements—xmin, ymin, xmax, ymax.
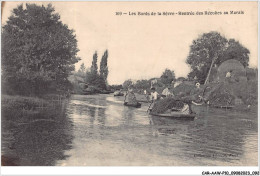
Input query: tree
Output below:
<box><xmin>86</xmin><ymin>70</ymin><xmax>106</xmax><ymax>90</ymax></box>
<box><xmin>122</xmin><ymin>79</ymin><xmax>133</xmax><ymax>90</ymax></box>
<box><xmin>85</xmin><ymin>51</ymin><xmax>107</xmax><ymax>90</ymax></box>
<box><xmin>186</xmin><ymin>32</ymin><xmax>227</xmax><ymax>83</ymax></box>
<box><xmin>79</xmin><ymin>63</ymin><xmax>86</xmax><ymax>74</ymax></box>
<box><xmin>216</xmin><ymin>39</ymin><xmax>250</xmax><ymax>67</ymax></box>
<box><xmin>186</xmin><ymin>32</ymin><xmax>250</xmax><ymax>84</ymax></box>
<box><xmin>100</xmin><ymin>50</ymin><xmax>109</xmax><ymax>84</ymax></box>
<box><xmin>160</xmin><ymin>69</ymin><xmax>176</xmax><ymax>85</ymax></box>
<box><xmin>86</xmin><ymin>52</ymin><xmax>98</xmax><ymax>84</ymax></box>
<box><xmin>76</xmin><ymin>63</ymin><xmax>86</xmax><ymax>77</ymax></box>
<box><xmin>91</xmin><ymin>51</ymin><xmax>98</xmax><ymax>75</ymax></box>
<box><xmin>108</xmin><ymin>84</ymin><xmax>123</xmax><ymax>91</ymax></box>
<box><xmin>134</xmin><ymin>79</ymin><xmax>150</xmax><ymax>90</ymax></box>
<box><xmin>2</xmin><ymin>3</ymin><xmax>80</xmax><ymax>95</ymax></box>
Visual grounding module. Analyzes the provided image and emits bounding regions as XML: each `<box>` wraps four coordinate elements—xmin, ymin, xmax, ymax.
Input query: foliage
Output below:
<box><xmin>86</xmin><ymin>52</ymin><xmax>98</xmax><ymax>84</ymax></box>
<box><xmin>100</xmin><ymin>50</ymin><xmax>109</xmax><ymax>84</ymax></box>
<box><xmin>122</xmin><ymin>79</ymin><xmax>133</xmax><ymax>90</ymax></box>
<box><xmin>91</xmin><ymin>75</ymin><xmax>107</xmax><ymax>90</ymax></box>
<box><xmin>85</xmin><ymin>85</ymin><xmax>101</xmax><ymax>94</ymax></box>
<box><xmin>2</xmin><ymin>94</ymin><xmax>49</xmax><ymax>111</ymax></box>
<box><xmin>71</xmin><ymin>81</ymin><xmax>84</xmax><ymax>94</ymax></box>
<box><xmin>246</xmin><ymin>68</ymin><xmax>258</xmax><ymax>81</ymax></box>
<box><xmin>186</xmin><ymin>32</ymin><xmax>227</xmax><ymax>83</ymax></box>
<box><xmin>85</xmin><ymin>51</ymin><xmax>107</xmax><ymax>90</ymax></box>
<box><xmin>75</xmin><ymin>63</ymin><xmax>86</xmax><ymax>78</ymax></box>
<box><xmin>2</xmin><ymin>3</ymin><xmax>80</xmax><ymax>95</ymax></box>
<box><xmin>108</xmin><ymin>85</ymin><xmax>123</xmax><ymax>91</ymax></box>
<box><xmin>216</xmin><ymin>39</ymin><xmax>249</xmax><ymax>67</ymax></box>
<box><xmin>160</xmin><ymin>69</ymin><xmax>176</xmax><ymax>85</ymax></box>
<box><xmin>134</xmin><ymin>79</ymin><xmax>150</xmax><ymax>90</ymax></box>
<box><xmin>1</xmin><ymin>94</ymin><xmax>57</xmax><ymax>120</ymax></box>
<box><xmin>79</xmin><ymin>63</ymin><xmax>86</xmax><ymax>73</ymax></box>
<box><xmin>186</xmin><ymin>32</ymin><xmax>250</xmax><ymax>83</ymax></box>
<box><xmin>91</xmin><ymin>51</ymin><xmax>98</xmax><ymax>75</ymax></box>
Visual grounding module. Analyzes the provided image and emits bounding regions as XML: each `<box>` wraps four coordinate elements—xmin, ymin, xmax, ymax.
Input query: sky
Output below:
<box><xmin>2</xmin><ymin>1</ymin><xmax>258</xmax><ymax>85</ymax></box>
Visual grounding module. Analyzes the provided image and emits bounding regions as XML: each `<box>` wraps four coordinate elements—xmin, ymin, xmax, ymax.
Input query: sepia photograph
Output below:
<box><xmin>1</xmin><ymin>0</ymin><xmax>258</xmax><ymax>173</ymax></box>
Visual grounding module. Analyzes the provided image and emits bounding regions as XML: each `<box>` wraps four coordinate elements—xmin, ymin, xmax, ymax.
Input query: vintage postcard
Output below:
<box><xmin>1</xmin><ymin>1</ymin><xmax>258</xmax><ymax>175</ymax></box>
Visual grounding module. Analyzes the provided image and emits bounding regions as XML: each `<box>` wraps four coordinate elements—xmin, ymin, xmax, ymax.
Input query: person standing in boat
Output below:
<box><xmin>151</xmin><ymin>87</ymin><xmax>159</xmax><ymax>101</ymax></box>
<box><xmin>190</xmin><ymin>82</ymin><xmax>204</xmax><ymax>104</ymax></box>
<box><xmin>124</xmin><ymin>85</ymin><xmax>138</xmax><ymax>106</ymax></box>
<box><xmin>148</xmin><ymin>87</ymin><xmax>160</xmax><ymax>111</ymax></box>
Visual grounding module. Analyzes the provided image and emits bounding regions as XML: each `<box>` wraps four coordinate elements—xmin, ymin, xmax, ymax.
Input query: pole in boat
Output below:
<box><xmin>204</xmin><ymin>54</ymin><xmax>217</xmax><ymax>85</ymax></box>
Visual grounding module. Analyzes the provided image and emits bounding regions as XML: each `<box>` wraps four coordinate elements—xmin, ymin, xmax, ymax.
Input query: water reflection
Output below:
<box><xmin>97</xmin><ymin>108</ymin><xmax>106</xmax><ymax>127</ymax></box>
<box><xmin>2</xmin><ymin>102</ymin><xmax>73</xmax><ymax>166</ymax></box>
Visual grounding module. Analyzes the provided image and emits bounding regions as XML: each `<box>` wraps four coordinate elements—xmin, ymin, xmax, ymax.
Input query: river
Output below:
<box><xmin>1</xmin><ymin>94</ymin><xmax>258</xmax><ymax>166</ymax></box>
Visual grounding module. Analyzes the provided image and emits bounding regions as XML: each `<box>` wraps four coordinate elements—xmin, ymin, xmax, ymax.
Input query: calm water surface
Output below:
<box><xmin>2</xmin><ymin>94</ymin><xmax>258</xmax><ymax>166</ymax></box>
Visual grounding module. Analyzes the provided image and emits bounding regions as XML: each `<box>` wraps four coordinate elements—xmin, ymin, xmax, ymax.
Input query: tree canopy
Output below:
<box><xmin>90</xmin><ymin>51</ymin><xmax>98</xmax><ymax>75</ymax></box>
<box><xmin>75</xmin><ymin>63</ymin><xmax>86</xmax><ymax>78</ymax></box>
<box><xmin>160</xmin><ymin>69</ymin><xmax>176</xmax><ymax>85</ymax></box>
<box><xmin>86</xmin><ymin>52</ymin><xmax>98</xmax><ymax>84</ymax></box>
<box><xmin>134</xmin><ymin>79</ymin><xmax>150</xmax><ymax>90</ymax></box>
<box><xmin>79</xmin><ymin>63</ymin><xmax>86</xmax><ymax>74</ymax></box>
<box><xmin>122</xmin><ymin>79</ymin><xmax>133</xmax><ymax>90</ymax></box>
<box><xmin>186</xmin><ymin>32</ymin><xmax>250</xmax><ymax>83</ymax></box>
<box><xmin>216</xmin><ymin>39</ymin><xmax>249</xmax><ymax>67</ymax></box>
<box><xmin>85</xmin><ymin>51</ymin><xmax>108</xmax><ymax>90</ymax></box>
<box><xmin>2</xmin><ymin>3</ymin><xmax>80</xmax><ymax>95</ymax></box>
<box><xmin>100</xmin><ymin>50</ymin><xmax>109</xmax><ymax>84</ymax></box>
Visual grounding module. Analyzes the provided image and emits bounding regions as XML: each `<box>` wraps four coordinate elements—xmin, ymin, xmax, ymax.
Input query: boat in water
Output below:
<box><xmin>210</xmin><ymin>104</ymin><xmax>234</xmax><ymax>109</ymax></box>
<box><xmin>123</xmin><ymin>102</ymin><xmax>142</xmax><ymax>108</ymax></box>
<box><xmin>114</xmin><ymin>90</ymin><xmax>124</xmax><ymax>96</ymax></box>
<box><xmin>149</xmin><ymin>111</ymin><xmax>196</xmax><ymax>120</ymax></box>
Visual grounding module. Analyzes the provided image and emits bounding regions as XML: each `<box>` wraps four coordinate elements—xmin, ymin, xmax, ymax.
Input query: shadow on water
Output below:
<box><xmin>1</xmin><ymin>101</ymin><xmax>74</xmax><ymax>166</ymax></box>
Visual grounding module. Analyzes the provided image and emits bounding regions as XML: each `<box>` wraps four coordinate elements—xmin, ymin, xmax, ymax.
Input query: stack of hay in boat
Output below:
<box><xmin>204</xmin><ymin>59</ymin><xmax>257</xmax><ymax>108</ymax></box>
<box><xmin>150</xmin><ymin>96</ymin><xmax>194</xmax><ymax>114</ymax></box>
<box><xmin>173</xmin><ymin>81</ymin><xmax>195</xmax><ymax>96</ymax></box>
<box><xmin>205</xmin><ymin>83</ymin><xmax>236</xmax><ymax>107</ymax></box>
<box><xmin>151</xmin><ymin>98</ymin><xmax>185</xmax><ymax>114</ymax></box>
<box><xmin>151</xmin><ymin>80</ymin><xmax>203</xmax><ymax>114</ymax></box>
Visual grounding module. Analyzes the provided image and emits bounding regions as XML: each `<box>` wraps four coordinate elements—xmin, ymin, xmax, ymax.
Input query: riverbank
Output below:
<box><xmin>1</xmin><ymin>94</ymin><xmax>72</xmax><ymax>166</ymax></box>
<box><xmin>2</xmin><ymin>94</ymin><xmax>67</xmax><ymax>123</ymax></box>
